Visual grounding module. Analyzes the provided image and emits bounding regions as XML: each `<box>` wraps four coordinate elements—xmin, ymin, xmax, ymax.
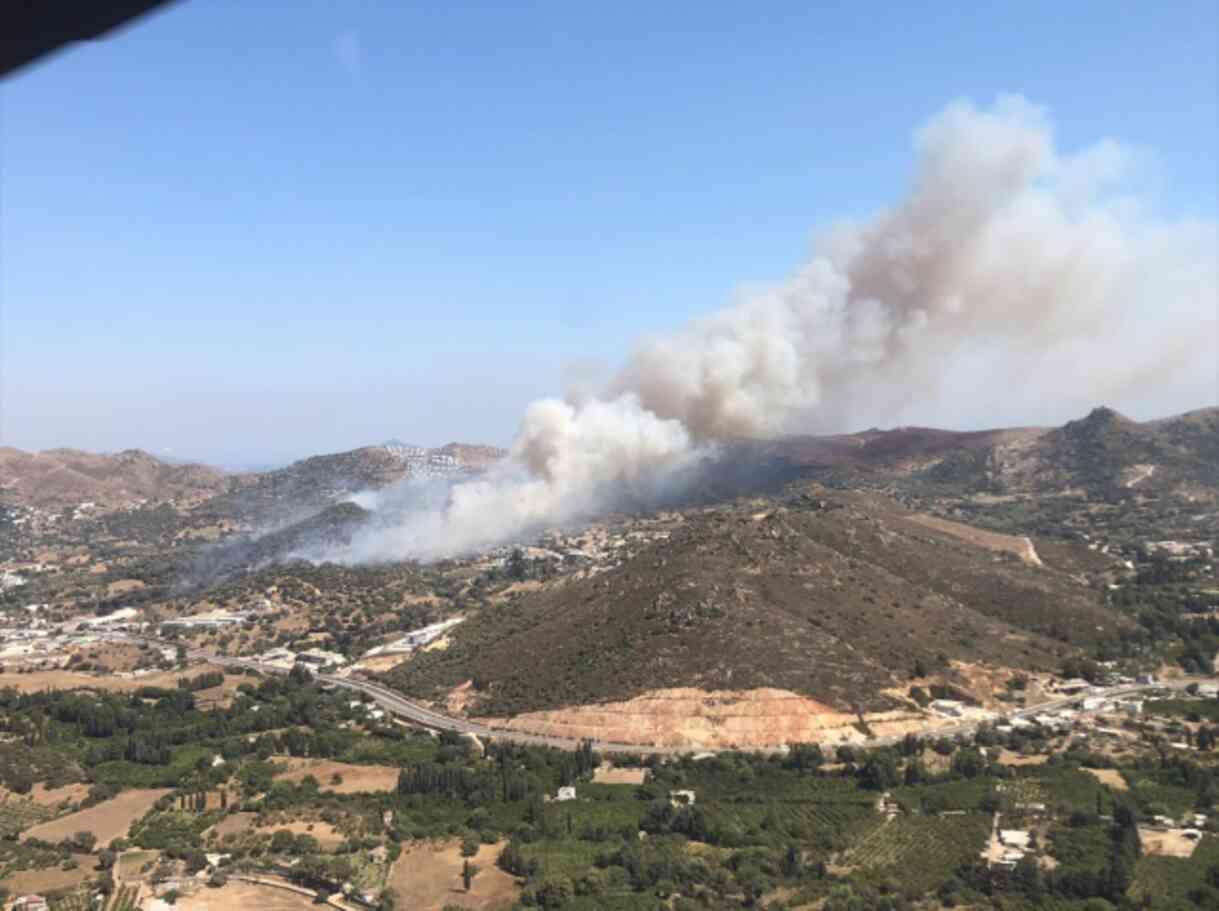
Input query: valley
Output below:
<box><xmin>0</xmin><ymin>406</ymin><xmax>1217</xmax><ymax>910</ymax></box>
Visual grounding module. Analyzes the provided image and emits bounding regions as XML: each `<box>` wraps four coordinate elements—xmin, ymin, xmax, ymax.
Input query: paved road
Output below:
<box><xmin>112</xmin><ymin>633</ymin><xmax>1208</xmax><ymax>756</ymax></box>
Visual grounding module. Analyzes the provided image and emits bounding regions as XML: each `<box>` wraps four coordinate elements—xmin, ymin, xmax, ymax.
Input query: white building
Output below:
<box><xmin>1000</xmin><ymin>830</ymin><xmax>1031</xmax><ymax>849</ymax></box>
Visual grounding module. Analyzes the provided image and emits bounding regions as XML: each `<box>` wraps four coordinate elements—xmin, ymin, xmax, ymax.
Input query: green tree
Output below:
<box><xmin>461</xmin><ymin>860</ymin><xmax>479</xmax><ymax>892</ymax></box>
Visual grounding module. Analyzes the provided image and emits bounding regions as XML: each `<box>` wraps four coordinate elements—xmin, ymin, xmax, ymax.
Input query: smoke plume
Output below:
<box><xmin>341</xmin><ymin>95</ymin><xmax>1217</xmax><ymax>562</ymax></box>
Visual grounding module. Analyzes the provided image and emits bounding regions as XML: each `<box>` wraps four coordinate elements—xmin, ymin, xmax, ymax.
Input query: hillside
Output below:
<box><xmin>184</xmin><ymin>501</ymin><xmax>373</xmax><ymax>587</ymax></box>
<box><xmin>196</xmin><ymin>441</ymin><xmax>506</xmax><ymax>523</ymax></box>
<box><xmin>0</xmin><ymin>447</ymin><xmax>229</xmax><ymax>509</ymax></box>
<box><xmin>385</xmin><ymin>487</ymin><xmax>1128</xmax><ymax>719</ymax></box>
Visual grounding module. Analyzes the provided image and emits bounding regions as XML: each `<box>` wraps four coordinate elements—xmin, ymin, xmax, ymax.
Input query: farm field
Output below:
<box><xmin>207</xmin><ymin>811</ymin><xmax>257</xmax><ymax>839</ymax></box>
<box><xmin>172</xmin><ymin>879</ymin><xmax>322</xmax><ymax>910</ymax></box>
<box><xmin>0</xmin><ymin>852</ymin><xmax>96</xmax><ymax>894</ymax></box>
<box><xmin>254</xmin><ymin>819</ymin><xmax>346</xmax><ymax>849</ymax></box>
<box><xmin>271</xmin><ymin>757</ymin><xmax>400</xmax><ymax>794</ymax></box>
<box><xmin>21</xmin><ymin>788</ymin><xmax>171</xmax><ymax>848</ymax></box>
<box><xmin>592</xmin><ymin>765</ymin><xmax>648</xmax><ymax>785</ymax></box>
<box><xmin>1132</xmin><ymin>835</ymin><xmax>1219</xmax><ymax>903</ymax></box>
<box><xmin>1138</xmin><ymin>826</ymin><xmax>1200</xmax><ymax>858</ymax></box>
<box><xmin>843</xmin><ymin>814</ymin><xmax>992</xmax><ymax>893</ymax></box>
<box><xmin>388</xmin><ymin>839</ymin><xmax>519</xmax><ymax>910</ymax></box>
<box><xmin>0</xmin><ymin>665</ymin><xmax>230</xmax><ymax>694</ymax></box>
<box><xmin>116</xmin><ymin>848</ymin><xmax>160</xmax><ymax>882</ymax></box>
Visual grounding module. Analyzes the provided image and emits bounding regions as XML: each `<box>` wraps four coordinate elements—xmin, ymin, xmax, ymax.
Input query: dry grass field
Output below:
<box><xmin>592</xmin><ymin>764</ymin><xmax>647</xmax><ymax>785</ymax></box>
<box><xmin>388</xmin><ymin>840</ymin><xmax>519</xmax><ymax>910</ymax></box>
<box><xmin>271</xmin><ymin>758</ymin><xmax>400</xmax><ymax>794</ymax></box>
<box><xmin>22</xmin><ymin>788</ymin><xmax>171</xmax><ymax>847</ymax></box>
<box><xmin>1</xmin><ymin>854</ymin><xmax>96</xmax><ymax>894</ymax></box>
<box><xmin>0</xmin><ymin>664</ymin><xmax>230</xmax><ymax>695</ymax></box>
<box><xmin>1083</xmin><ymin>767</ymin><xmax>1128</xmax><ymax>790</ymax></box>
<box><xmin>172</xmin><ymin>879</ymin><xmax>322</xmax><ymax>911</ymax></box>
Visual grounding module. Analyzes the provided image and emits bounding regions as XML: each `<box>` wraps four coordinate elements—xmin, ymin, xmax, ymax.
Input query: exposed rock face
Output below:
<box><xmin>477</xmin><ymin>687</ymin><xmax>932</xmax><ymax>750</ymax></box>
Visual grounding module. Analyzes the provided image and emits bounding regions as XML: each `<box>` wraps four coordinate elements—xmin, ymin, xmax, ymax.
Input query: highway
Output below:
<box><xmin>111</xmin><ymin>633</ymin><xmax>1207</xmax><ymax>757</ymax></box>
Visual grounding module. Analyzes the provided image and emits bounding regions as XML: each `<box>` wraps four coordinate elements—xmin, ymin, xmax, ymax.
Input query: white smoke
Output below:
<box><xmin>340</xmin><ymin>95</ymin><xmax>1217</xmax><ymax>562</ymax></box>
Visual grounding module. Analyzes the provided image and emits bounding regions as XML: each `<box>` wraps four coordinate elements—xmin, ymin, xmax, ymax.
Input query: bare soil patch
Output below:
<box><xmin>272</xmin><ymin>758</ymin><xmax>399</xmax><ymax>794</ymax></box>
<box><xmin>0</xmin><ymin>664</ymin><xmax>227</xmax><ymax>694</ymax></box>
<box><xmin>480</xmin><ymin>687</ymin><xmax>865</xmax><ymax>750</ymax></box>
<box><xmin>388</xmin><ymin>840</ymin><xmax>518</xmax><ymax>910</ymax></box>
<box><xmin>255</xmin><ymin>819</ymin><xmax>345</xmax><ymax>849</ymax></box>
<box><xmin>207</xmin><ymin>811</ymin><xmax>257</xmax><ymax>839</ymax></box>
<box><xmin>592</xmin><ymin>765</ymin><xmax>647</xmax><ymax>785</ymax></box>
<box><xmin>1139</xmin><ymin>827</ymin><xmax>1199</xmax><ymax>858</ymax></box>
<box><xmin>905</xmin><ymin>513</ymin><xmax>1042</xmax><ymax>565</ymax></box>
<box><xmin>22</xmin><ymin>788</ymin><xmax>171</xmax><ymax>847</ymax></box>
<box><xmin>1083</xmin><ymin>767</ymin><xmax>1128</xmax><ymax>790</ymax></box>
<box><xmin>352</xmin><ymin>655</ymin><xmax>407</xmax><ymax>674</ymax></box>
<box><xmin>172</xmin><ymin>879</ymin><xmax>321</xmax><ymax>911</ymax></box>
<box><xmin>29</xmin><ymin>782</ymin><xmax>90</xmax><ymax>807</ymax></box>
<box><xmin>106</xmin><ymin>579</ymin><xmax>147</xmax><ymax>596</ymax></box>
<box><xmin>997</xmin><ymin>750</ymin><xmax>1049</xmax><ymax>767</ymax></box>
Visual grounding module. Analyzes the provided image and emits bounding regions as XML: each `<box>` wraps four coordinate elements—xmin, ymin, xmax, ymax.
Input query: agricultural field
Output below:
<box><xmin>1131</xmin><ymin>834</ymin><xmax>1219</xmax><ymax>904</ymax></box>
<box><xmin>51</xmin><ymin>884</ymin><xmax>142</xmax><ymax>911</ymax></box>
<box><xmin>842</xmin><ymin>813</ymin><xmax>992</xmax><ymax>893</ymax></box>
<box><xmin>21</xmin><ymin>788</ymin><xmax>172</xmax><ymax>848</ymax></box>
<box><xmin>388</xmin><ymin>839</ymin><xmax>520</xmax><ymax>910</ymax></box>
<box><xmin>270</xmin><ymin>757</ymin><xmax>400</xmax><ymax>794</ymax></box>
<box><xmin>171</xmin><ymin>879</ymin><xmax>323</xmax><ymax>910</ymax></box>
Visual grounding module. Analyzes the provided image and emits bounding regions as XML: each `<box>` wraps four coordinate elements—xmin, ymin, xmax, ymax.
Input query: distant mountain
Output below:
<box><xmin>0</xmin><ymin>447</ymin><xmax>228</xmax><ymax>510</ymax></box>
<box><xmin>760</xmin><ymin>406</ymin><xmax>1219</xmax><ymax>500</ymax></box>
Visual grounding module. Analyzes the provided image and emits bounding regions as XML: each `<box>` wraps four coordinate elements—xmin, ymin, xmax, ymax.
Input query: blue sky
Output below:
<box><xmin>3</xmin><ymin>0</ymin><xmax>1216</xmax><ymax>467</ymax></box>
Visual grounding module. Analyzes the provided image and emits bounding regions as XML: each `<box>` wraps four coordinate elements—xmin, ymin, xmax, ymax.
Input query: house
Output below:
<box><xmin>996</xmin><ymin>849</ymin><xmax>1025</xmax><ymax>867</ymax></box>
<box><xmin>12</xmin><ymin>897</ymin><xmax>49</xmax><ymax>911</ymax></box>
<box><xmin>1057</xmin><ymin>679</ymin><xmax>1091</xmax><ymax>694</ymax></box>
<box><xmin>555</xmin><ymin>787</ymin><xmax>577</xmax><ymax>802</ymax></box>
<box><xmin>1081</xmin><ymin>697</ymin><xmax>1109</xmax><ymax>712</ymax></box>
<box><xmin>1000</xmin><ymin>830</ymin><xmax>1031</xmax><ymax>849</ymax></box>
<box><xmin>670</xmin><ymin>790</ymin><xmax>696</xmax><ymax>807</ymax></box>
